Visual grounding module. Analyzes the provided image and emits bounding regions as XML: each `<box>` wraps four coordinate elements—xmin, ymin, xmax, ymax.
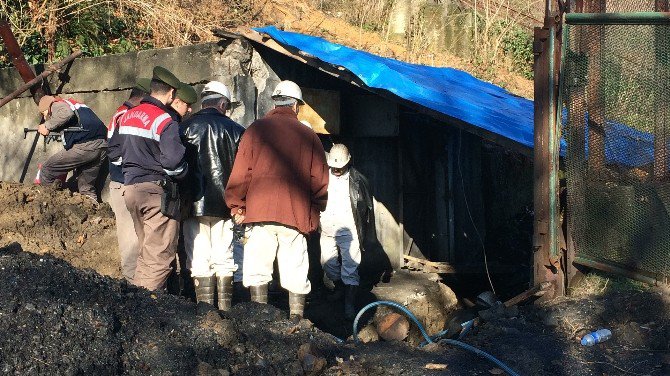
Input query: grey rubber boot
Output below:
<box><xmin>289</xmin><ymin>292</ymin><xmax>306</xmax><ymax>320</ymax></box>
<box><xmin>193</xmin><ymin>276</ymin><xmax>216</xmax><ymax>305</ymax></box>
<box><xmin>217</xmin><ymin>276</ymin><xmax>234</xmax><ymax>311</ymax></box>
<box><xmin>250</xmin><ymin>284</ymin><xmax>268</xmax><ymax>304</ymax></box>
<box><xmin>344</xmin><ymin>285</ymin><xmax>358</xmax><ymax>320</ymax></box>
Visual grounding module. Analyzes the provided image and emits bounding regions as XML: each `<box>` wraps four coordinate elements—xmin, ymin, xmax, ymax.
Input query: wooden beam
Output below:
<box><xmin>0</xmin><ymin>51</ymin><xmax>81</xmax><ymax>109</ymax></box>
<box><xmin>503</xmin><ymin>282</ymin><xmax>552</xmax><ymax>307</ymax></box>
<box><xmin>402</xmin><ymin>254</ymin><xmax>518</xmax><ymax>274</ymax></box>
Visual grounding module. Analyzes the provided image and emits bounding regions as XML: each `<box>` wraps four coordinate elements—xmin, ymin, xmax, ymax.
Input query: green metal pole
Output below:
<box><xmin>566</xmin><ymin>12</ymin><xmax>670</xmax><ymax>25</ymax></box>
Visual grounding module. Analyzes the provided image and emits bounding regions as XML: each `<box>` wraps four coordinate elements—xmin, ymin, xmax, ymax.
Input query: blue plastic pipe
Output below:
<box><xmin>352</xmin><ymin>301</ymin><xmax>522</xmax><ymax>376</ymax></box>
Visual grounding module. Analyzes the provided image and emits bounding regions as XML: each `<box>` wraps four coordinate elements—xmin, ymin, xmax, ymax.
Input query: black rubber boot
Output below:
<box><xmin>193</xmin><ymin>276</ymin><xmax>216</xmax><ymax>305</ymax></box>
<box><xmin>250</xmin><ymin>284</ymin><xmax>268</xmax><ymax>304</ymax></box>
<box><xmin>217</xmin><ymin>276</ymin><xmax>234</xmax><ymax>311</ymax></box>
<box><xmin>233</xmin><ymin>281</ymin><xmax>250</xmax><ymax>303</ymax></box>
<box><xmin>327</xmin><ymin>279</ymin><xmax>345</xmax><ymax>302</ymax></box>
<box><xmin>289</xmin><ymin>292</ymin><xmax>306</xmax><ymax>321</ymax></box>
<box><xmin>344</xmin><ymin>284</ymin><xmax>358</xmax><ymax>320</ymax></box>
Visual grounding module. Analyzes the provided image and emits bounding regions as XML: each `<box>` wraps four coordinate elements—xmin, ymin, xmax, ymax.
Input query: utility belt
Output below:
<box><xmin>153</xmin><ymin>179</ymin><xmax>181</xmax><ymax>220</ymax></box>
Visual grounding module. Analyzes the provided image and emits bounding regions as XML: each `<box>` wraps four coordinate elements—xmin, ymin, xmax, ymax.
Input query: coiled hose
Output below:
<box><xmin>352</xmin><ymin>301</ymin><xmax>522</xmax><ymax>376</ymax></box>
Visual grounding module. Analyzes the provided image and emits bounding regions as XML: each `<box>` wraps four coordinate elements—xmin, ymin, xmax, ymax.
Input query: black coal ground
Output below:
<box><xmin>1</xmin><ymin>244</ymin><xmax>669</xmax><ymax>375</ymax></box>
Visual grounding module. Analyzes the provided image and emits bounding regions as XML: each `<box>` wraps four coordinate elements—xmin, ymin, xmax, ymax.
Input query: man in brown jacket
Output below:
<box><xmin>225</xmin><ymin>80</ymin><xmax>329</xmax><ymax>320</ymax></box>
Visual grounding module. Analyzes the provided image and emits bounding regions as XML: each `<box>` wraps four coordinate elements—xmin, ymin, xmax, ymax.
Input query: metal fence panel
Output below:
<box><xmin>563</xmin><ymin>10</ymin><xmax>670</xmax><ymax>283</ymax></box>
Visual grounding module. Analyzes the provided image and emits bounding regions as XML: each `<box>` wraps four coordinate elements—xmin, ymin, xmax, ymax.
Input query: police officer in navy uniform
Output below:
<box><xmin>107</xmin><ymin>78</ymin><xmax>151</xmax><ymax>283</ymax></box>
<box><xmin>36</xmin><ymin>95</ymin><xmax>108</xmax><ymax>201</ymax></box>
<box><xmin>108</xmin><ymin>66</ymin><xmax>188</xmax><ymax>291</ymax></box>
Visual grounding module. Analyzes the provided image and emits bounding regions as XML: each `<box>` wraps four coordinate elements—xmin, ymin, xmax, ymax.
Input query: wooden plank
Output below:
<box><xmin>503</xmin><ymin>282</ymin><xmax>552</xmax><ymax>307</ymax></box>
<box><xmin>299</xmin><ymin>88</ymin><xmax>340</xmax><ymax>134</ymax></box>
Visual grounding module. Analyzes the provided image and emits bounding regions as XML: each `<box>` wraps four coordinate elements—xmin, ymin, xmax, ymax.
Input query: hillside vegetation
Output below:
<box><xmin>0</xmin><ymin>0</ymin><xmax>535</xmax><ymax>98</ymax></box>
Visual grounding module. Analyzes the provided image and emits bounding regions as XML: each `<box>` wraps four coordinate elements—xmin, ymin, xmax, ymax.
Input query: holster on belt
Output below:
<box><xmin>159</xmin><ymin>179</ymin><xmax>181</xmax><ymax>220</ymax></box>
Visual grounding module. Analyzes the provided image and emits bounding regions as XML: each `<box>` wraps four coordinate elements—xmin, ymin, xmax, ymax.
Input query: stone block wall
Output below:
<box><xmin>0</xmin><ymin>39</ymin><xmax>278</xmax><ymax>200</ymax></box>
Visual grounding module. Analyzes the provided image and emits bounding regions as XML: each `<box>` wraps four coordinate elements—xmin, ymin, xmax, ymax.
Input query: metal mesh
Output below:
<box><xmin>563</xmin><ymin>18</ymin><xmax>670</xmax><ymax>281</ymax></box>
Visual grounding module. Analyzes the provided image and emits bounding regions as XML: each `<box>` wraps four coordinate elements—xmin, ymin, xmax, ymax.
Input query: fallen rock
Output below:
<box><xmin>376</xmin><ymin>312</ymin><xmax>410</xmax><ymax>341</ymax></box>
<box><xmin>357</xmin><ymin>324</ymin><xmax>379</xmax><ymax>343</ymax></box>
<box><xmin>298</xmin><ymin>342</ymin><xmax>327</xmax><ymax>376</ymax></box>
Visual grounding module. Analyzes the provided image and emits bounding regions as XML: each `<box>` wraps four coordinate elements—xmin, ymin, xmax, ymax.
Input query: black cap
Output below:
<box><xmin>152</xmin><ymin>66</ymin><xmax>181</xmax><ymax>89</ymax></box>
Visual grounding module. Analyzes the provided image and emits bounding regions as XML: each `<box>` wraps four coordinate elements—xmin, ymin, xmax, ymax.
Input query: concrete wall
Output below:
<box><xmin>0</xmin><ymin>39</ymin><xmax>277</xmax><ymax>198</ymax></box>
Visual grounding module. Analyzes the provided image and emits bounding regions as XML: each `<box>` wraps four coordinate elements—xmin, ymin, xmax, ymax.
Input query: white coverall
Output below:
<box><xmin>183</xmin><ymin>216</ymin><xmax>238</xmax><ymax>278</ymax></box>
<box><xmin>319</xmin><ymin>170</ymin><xmax>361</xmax><ymax>286</ymax></box>
<box><xmin>242</xmin><ymin>223</ymin><xmax>311</xmax><ymax>294</ymax></box>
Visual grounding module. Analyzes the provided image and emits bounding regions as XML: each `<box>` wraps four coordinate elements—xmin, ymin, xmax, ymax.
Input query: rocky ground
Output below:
<box><xmin>0</xmin><ymin>181</ymin><xmax>668</xmax><ymax>375</ymax></box>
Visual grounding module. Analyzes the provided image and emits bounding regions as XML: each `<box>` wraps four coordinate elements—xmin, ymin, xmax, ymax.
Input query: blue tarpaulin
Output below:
<box><xmin>255</xmin><ymin>26</ymin><xmax>656</xmax><ymax>167</ymax></box>
<box><xmin>254</xmin><ymin>26</ymin><xmax>536</xmax><ymax>149</ymax></box>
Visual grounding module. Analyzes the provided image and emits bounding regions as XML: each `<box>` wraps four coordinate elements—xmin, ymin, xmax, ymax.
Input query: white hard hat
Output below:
<box><xmin>272</xmin><ymin>80</ymin><xmax>304</xmax><ymax>105</ymax></box>
<box><xmin>201</xmin><ymin>81</ymin><xmax>231</xmax><ymax>102</ymax></box>
<box><xmin>327</xmin><ymin>144</ymin><xmax>351</xmax><ymax>168</ymax></box>
<box><xmin>300</xmin><ymin>120</ymin><xmax>313</xmax><ymax>129</ymax></box>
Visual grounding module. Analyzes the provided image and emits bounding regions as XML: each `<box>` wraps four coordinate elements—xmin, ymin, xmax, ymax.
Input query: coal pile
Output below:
<box><xmin>0</xmin><ymin>244</ymin><xmax>439</xmax><ymax>375</ymax></box>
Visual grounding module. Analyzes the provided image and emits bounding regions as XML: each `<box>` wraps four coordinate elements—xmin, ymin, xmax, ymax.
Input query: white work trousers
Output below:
<box><xmin>320</xmin><ymin>222</ymin><xmax>361</xmax><ymax>286</ymax></box>
<box><xmin>243</xmin><ymin>223</ymin><xmax>311</xmax><ymax>295</ymax></box>
<box><xmin>183</xmin><ymin>217</ymin><xmax>238</xmax><ymax>278</ymax></box>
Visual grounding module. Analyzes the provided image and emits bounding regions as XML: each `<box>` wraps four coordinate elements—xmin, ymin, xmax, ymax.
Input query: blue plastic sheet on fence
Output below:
<box><xmin>597</xmin><ymin>121</ymin><xmax>653</xmax><ymax>168</ymax></box>
<box><xmin>254</xmin><ymin>26</ymin><xmax>539</xmax><ymax>150</ymax></box>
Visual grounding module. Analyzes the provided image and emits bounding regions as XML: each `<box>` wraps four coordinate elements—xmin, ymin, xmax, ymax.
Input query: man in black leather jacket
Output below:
<box><xmin>320</xmin><ymin>144</ymin><xmax>376</xmax><ymax>320</ymax></box>
<box><xmin>180</xmin><ymin>81</ymin><xmax>245</xmax><ymax>311</ymax></box>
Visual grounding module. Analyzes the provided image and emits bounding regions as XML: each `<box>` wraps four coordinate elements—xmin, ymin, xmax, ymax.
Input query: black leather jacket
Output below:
<box><xmin>181</xmin><ymin>108</ymin><xmax>245</xmax><ymax>218</ymax></box>
<box><xmin>349</xmin><ymin>167</ymin><xmax>376</xmax><ymax>249</ymax></box>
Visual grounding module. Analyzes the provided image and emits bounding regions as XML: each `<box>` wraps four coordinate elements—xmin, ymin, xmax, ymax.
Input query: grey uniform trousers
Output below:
<box><xmin>41</xmin><ymin>138</ymin><xmax>108</xmax><ymax>199</ymax></box>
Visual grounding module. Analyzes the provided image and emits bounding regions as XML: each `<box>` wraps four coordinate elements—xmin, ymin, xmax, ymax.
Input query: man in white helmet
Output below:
<box><xmin>180</xmin><ymin>81</ymin><xmax>245</xmax><ymax>311</ymax></box>
<box><xmin>320</xmin><ymin>143</ymin><xmax>375</xmax><ymax>320</ymax></box>
<box><xmin>225</xmin><ymin>80</ymin><xmax>329</xmax><ymax>321</ymax></box>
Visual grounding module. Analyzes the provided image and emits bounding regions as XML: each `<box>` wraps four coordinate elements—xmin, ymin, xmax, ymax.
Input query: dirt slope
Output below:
<box><xmin>0</xmin><ymin>182</ymin><xmax>121</xmax><ymax>278</ymax></box>
<box><xmin>248</xmin><ymin>0</ymin><xmax>534</xmax><ymax>98</ymax></box>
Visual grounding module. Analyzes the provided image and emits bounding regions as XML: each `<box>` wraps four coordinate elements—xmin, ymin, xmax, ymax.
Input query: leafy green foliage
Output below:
<box><xmin>0</xmin><ymin>1</ymin><xmax>153</xmax><ymax>68</ymax></box>
<box><xmin>501</xmin><ymin>25</ymin><xmax>533</xmax><ymax>80</ymax></box>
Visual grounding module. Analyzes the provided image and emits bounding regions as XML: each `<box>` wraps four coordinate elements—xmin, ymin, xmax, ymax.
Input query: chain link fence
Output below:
<box><xmin>563</xmin><ymin>3</ymin><xmax>670</xmax><ymax>283</ymax></box>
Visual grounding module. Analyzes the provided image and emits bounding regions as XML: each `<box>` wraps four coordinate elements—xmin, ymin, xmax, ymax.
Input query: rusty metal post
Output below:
<box><xmin>533</xmin><ymin>2</ymin><xmax>564</xmax><ymax>299</ymax></box>
<box><xmin>0</xmin><ymin>18</ymin><xmax>46</xmax><ymax>102</ymax></box>
<box><xmin>654</xmin><ymin>1</ymin><xmax>669</xmax><ymax>180</ymax></box>
<box><xmin>585</xmin><ymin>0</ymin><xmax>606</xmax><ymax>173</ymax></box>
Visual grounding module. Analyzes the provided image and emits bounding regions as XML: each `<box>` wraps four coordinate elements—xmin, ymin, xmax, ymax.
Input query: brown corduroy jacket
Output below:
<box><xmin>224</xmin><ymin>107</ymin><xmax>329</xmax><ymax>234</ymax></box>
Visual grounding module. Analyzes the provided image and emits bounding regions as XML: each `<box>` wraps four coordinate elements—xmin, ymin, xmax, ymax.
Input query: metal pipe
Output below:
<box><xmin>573</xmin><ymin>256</ymin><xmax>666</xmax><ymax>286</ymax></box>
<box><xmin>566</xmin><ymin>12</ymin><xmax>670</xmax><ymax>25</ymax></box>
<box><xmin>0</xmin><ymin>50</ymin><xmax>82</xmax><ymax>109</ymax></box>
